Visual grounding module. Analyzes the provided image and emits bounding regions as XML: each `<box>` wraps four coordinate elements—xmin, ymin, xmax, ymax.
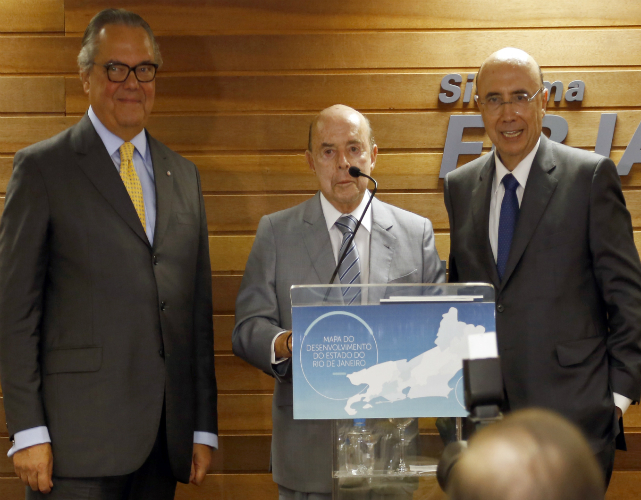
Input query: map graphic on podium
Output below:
<box><xmin>292</xmin><ymin>302</ymin><xmax>495</xmax><ymax>419</ymax></box>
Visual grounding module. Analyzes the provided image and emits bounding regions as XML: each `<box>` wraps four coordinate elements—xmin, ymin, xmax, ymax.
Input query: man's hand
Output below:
<box><xmin>189</xmin><ymin>443</ymin><xmax>212</xmax><ymax>486</ymax></box>
<box><xmin>13</xmin><ymin>443</ymin><xmax>53</xmax><ymax>493</ymax></box>
<box><xmin>274</xmin><ymin>331</ymin><xmax>293</xmax><ymax>359</ymax></box>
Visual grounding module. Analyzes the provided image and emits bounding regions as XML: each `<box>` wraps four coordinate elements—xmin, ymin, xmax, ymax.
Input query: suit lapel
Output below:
<box><xmin>71</xmin><ymin>115</ymin><xmax>150</xmax><ymax>247</ymax></box>
<box><xmin>368</xmin><ymin>198</ymin><xmax>397</xmax><ymax>303</ymax></box>
<box><xmin>302</xmin><ymin>193</ymin><xmax>336</xmax><ymax>283</ymax></box>
<box><xmin>471</xmin><ymin>153</ymin><xmax>501</xmax><ymax>289</ymax></box>
<box><xmin>369</xmin><ymin>198</ymin><xmax>397</xmax><ymax>284</ymax></box>
<box><xmin>148</xmin><ymin>134</ymin><xmax>173</xmax><ymax>250</ymax></box>
<box><xmin>500</xmin><ymin>136</ymin><xmax>558</xmax><ymax>287</ymax></box>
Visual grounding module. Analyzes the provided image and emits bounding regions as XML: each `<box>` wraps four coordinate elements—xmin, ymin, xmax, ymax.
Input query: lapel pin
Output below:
<box><xmin>166</xmin><ymin>171</ymin><xmax>171</xmax><ymax>176</ymax></box>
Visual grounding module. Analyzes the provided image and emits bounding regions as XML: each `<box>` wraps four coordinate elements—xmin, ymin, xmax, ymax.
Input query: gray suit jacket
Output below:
<box><xmin>444</xmin><ymin>135</ymin><xmax>641</xmax><ymax>452</ymax></box>
<box><xmin>233</xmin><ymin>192</ymin><xmax>445</xmax><ymax>493</ymax></box>
<box><xmin>0</xmin><ymin>115</ymin><xmax>217</xmax><ymax>482</ymax></box>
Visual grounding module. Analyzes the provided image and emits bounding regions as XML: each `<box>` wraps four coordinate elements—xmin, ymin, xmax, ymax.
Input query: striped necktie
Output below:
<box><xmin>335</xmin><ymin>214</ymin><xmax>362</xmax><ymax>305</ymax></box>
<box><xmin>119</xmin><ymin>142</ymin><xmax>146</xmax><ymax>228</ymax></box>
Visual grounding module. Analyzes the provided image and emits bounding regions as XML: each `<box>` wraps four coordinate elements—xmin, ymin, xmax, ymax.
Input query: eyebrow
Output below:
<box><xmin>484</xmin><ymin>89</ymin><xmax>531</xmax><ymax>97</ymax></box>
<box><xmin>104</xmin><ymin>59</ymin><xmax>156</xmax><ymax>65</ymax></box>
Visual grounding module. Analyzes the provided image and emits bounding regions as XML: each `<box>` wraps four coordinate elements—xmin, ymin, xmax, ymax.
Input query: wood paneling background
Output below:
<box><xmin>1</xmin><ymin>1</ymin><xmax>641</xmax><ymax>498</ymax></box>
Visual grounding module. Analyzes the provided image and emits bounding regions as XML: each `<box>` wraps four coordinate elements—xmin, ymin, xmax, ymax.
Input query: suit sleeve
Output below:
<box><xmin>232</xmin><ymin>216</ymin><xmax>288</xmax><ymax>378</ymax></box>
<box><xmin>192</xmin><ymin>167</ymin><xmax>218</xmax><ymax>434</ymax></box>
<box><xmin>589</xmin><ymin>157</ymin><xmax>641</xmax><ymax>402</ymax></box>
<box><xmin>443</xmin><ymin>174</ymin><xmax>459</xmax><ymax>283</ymax></box>
<box><xmin>0</xmin><ymin>151</ymin><xmax>50</xmax><ymax>437</ymax></box>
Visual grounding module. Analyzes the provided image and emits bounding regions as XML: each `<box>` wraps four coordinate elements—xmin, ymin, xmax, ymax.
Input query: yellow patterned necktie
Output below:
<box><xmin>119</xmin><ymin>142</ymin><xmax>146</xmax><ymax>228</ymax></box>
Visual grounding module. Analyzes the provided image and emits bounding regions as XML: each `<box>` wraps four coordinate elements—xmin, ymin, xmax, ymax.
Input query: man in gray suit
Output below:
<box><xmin>233</xmin><ymin>104</ymin><xmax>445</xmax><ymax>498</ymax></box>
<box><xmin>444</xmin><ymin>47</ymin><xmax>641</xmax><ymax>485</ymax></box>
<box><xmin>0</xmin><ymin>9</ymin><xmax>217</xmax><ymax>499</ymax></box>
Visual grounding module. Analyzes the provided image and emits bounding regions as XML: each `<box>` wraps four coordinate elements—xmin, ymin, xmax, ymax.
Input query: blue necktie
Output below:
<box><xmin>497</xmin><ymin>174</ymin><xmax>520</xmax><ymax>281</ymax></box>
<box><xmin>335</xmin><ymin>215</ymin><xmax>362</xmax><ymax>305</ymax></box>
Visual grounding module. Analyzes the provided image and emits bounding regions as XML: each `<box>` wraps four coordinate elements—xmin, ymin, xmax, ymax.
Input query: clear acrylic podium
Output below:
<box><xmin>290</xmin><ymin>283</ymin><xmax>496</xmax><ymax>499</ymax></box>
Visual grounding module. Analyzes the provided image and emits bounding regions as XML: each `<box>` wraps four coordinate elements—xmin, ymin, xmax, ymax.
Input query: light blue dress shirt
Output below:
<box><xmin>8</xmin><ymin>108</ymin><xmax>217</xmax><ymax>457</ymax></box>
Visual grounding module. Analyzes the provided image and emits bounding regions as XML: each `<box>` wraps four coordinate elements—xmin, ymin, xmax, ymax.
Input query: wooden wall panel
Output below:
<box><xmin>0</xmin><ymin>37</ymin><xmax>78</xmax><ymax>74</ymax></box>
<box><xmin>0</xmin><ymin>0</ymin><xmax>64</xmax><ymax>33</ymax></box>
<box><xmin>6</xmin><ymin>30</ymin><xmax>641</xmax><ymax>75</ymax></box>
<box><xmin>218</xmin><ymin>394</ymin><xmax>272</xmax><ymax>432</ymax></box>
<box><xmin>63</xmin><ymin>0</ymin><xmax>641</xmax><ymax>33</ymax></box>
<box><xmin>215</xmin><ymin>354</ymin><xmax>274</xmax><ymax>392</ymax></box>
<box><xmin>155</xmin><ymin>31</ymin><xmax>641</xmax><ymax>72</ymax></box>
<box><xmin>214</xmin><ymin>315</ymin><xmax>234</xmax><ymax>352</ymax></box>
<box><xmin>0</xmin><ymin>77</ymin><xmax>65</xmax><ymax>114</ymax></box>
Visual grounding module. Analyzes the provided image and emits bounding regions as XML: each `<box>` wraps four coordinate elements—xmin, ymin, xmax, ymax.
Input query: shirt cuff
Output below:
<box><xmin>613</xmin><ymin>393</ymin><xmax>632</xmax><ymax>416</ymax></box>
<box><xmin>8</xmin><ymin>426</ymin><xmax>51</xmax><ymax>457</ymax></box>
<box><xmin>271</xmin><ymin>330</ymin><xmax>289</xmax><ymax>365</ymax></box>
<box><xmin>193</xmin><ymin>431</ymin><xmax>218</xmax><ymax>449</ymax></box>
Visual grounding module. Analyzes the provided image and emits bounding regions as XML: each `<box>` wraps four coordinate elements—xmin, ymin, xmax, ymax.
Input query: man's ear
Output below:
<box><xmin>541</xmin><ymin>88</ymin><xmax>549</xmax><ymax>115</ymax></box>
<box><xmin>305</xmin><ymin>150</ymin><xmax>316</xmax><ymax>173</ymax></box>
<box><xmin>81</xmin><ymin>70</ymin><xmax>91</xmax><ymax>95</ymax></box>
<box><xmin>370</xmin><ymin>144</ymin><xmax>378</xmax><ymax>171</ymax></box>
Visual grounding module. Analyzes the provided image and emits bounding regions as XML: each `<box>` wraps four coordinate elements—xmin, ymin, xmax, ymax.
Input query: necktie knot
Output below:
<box><xmin>120</xmin><ymin>142</ymin><xmax>135</xmax><ymax>162</ymax></box>
<box><xmin>335</xmin><ymin>214</ymin><xmax>358</xmax><ymax>236</ymax></box>
<box><xmin>502</xmin><ymin>173</ymin><xmax>519</xmax><ymax>192</ymax></box>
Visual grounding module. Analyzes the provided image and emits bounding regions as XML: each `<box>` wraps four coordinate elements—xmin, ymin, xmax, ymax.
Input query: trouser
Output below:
<box><xmin>595</xmin><ymin>437</ymin><xmax>616</xmax><ymax>490</ymax></box>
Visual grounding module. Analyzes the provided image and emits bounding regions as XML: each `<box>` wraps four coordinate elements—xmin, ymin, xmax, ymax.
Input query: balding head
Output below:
<box><xmin>447</xmin><ymin>409</ymin><xmax>604</xmax><ymax>500</ymax></box>
<box><xmin>308</xmin><ymin>104</ymin><xmax>375</xmax><ymax>154</ymax></box>
<box><xmin>477</xmin><ymin>47</ymin><xmax>543</xmax><ymax>90</ymax></box>
<box><xmin>305</xmin><ymin>104</ymin><xmax>377</xmax><ymax>213</ymax></box>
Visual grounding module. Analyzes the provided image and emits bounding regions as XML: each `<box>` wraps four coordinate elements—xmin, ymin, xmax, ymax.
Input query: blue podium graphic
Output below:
<box><xmin>292</xmin><ymin>302</ymin><xmax>495</xmax><ymax>419</ymax></box>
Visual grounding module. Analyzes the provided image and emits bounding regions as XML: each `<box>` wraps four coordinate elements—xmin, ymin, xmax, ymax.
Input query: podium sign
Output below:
<box><xmin>291</xmin><ymin>284</ymin><xmax>495</xmax><ymax>420</ymax></box>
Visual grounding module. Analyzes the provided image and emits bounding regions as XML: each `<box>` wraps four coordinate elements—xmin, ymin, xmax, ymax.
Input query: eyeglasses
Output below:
<box><xmin>475</xmin><ymin>88</ymin><xmax>544</xmax><ymax>114</ymax></box>
<box><xmin>95</xmin><ymin>62</ymin><xmax>158</xmax><ymax>83</ymax></box>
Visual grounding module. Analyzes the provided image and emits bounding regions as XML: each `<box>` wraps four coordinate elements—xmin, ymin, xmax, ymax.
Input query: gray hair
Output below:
<box><xmin>77</xmin><ymin>8</ymin><xmax>163</xmax><ymax>73</ymax></box>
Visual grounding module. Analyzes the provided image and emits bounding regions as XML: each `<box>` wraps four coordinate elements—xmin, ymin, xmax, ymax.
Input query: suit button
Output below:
<box><xmin>160</xmin><ymin>301</ymin><xmax>166</xmax><ymax>311</ymax></box>
<box><xmin>497</xmin><ymin>304</ymin><xmax>504</xmax><ymax>313</ymax></box>
<box><xmin>159</xmin><ymin>348</ymin><xmax>165</xmax><ymax>358</ymax></box>
<box><xmin>153</xmin><ymin>255</ymin><xmax>158</xmax><ymax>265</ymax></box>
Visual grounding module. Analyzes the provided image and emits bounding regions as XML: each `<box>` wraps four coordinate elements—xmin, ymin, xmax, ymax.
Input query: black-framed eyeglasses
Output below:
<box><xmin>475</xmin><ymin>87</ymin><xmax>545</xmax><ymax>114</ymax></box>
<box><xmin>95</xmin><ymin>62</ymin><xmax>158</xmax><ymax>83</ymax></box>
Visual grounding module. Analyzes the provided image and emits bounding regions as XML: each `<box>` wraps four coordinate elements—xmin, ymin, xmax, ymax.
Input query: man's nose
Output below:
<box><xmin>337</xmin><ymin>150</ymin><xmax>350</xmax><ymax>168</ymax></box>
<box><xmin>122</xmin><ymin>69</ymin><xmax>140</xmax><ymax>88</ymax></box>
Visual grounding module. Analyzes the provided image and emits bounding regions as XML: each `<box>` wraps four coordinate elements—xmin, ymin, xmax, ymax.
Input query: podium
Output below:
<box><xmin>291</xmin><ymin>283</ymin><xmax>496</xmax><ymax>499</ymax></box>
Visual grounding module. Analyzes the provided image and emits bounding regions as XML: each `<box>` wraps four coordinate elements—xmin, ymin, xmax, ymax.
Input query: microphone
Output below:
<box><xmin>327</xmin><ymin>166</ymin><xmax>379</xmax><ymax>287</ymax></box>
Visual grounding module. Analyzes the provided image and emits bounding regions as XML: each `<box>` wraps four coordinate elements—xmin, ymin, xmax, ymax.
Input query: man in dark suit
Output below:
<box><xmin>444</xmin><ymin>47</ymin><xmax>641</xmax><ymax>485</ymax></box>
<box><xmin>0</xmin><ymin>9</ymin><xmax>217</xmax><ymax>499</ymax></box>
<box><xmin>233</xmin><ymin>104</ymin><xmax>445</xmax><ymax>498</ymax></box>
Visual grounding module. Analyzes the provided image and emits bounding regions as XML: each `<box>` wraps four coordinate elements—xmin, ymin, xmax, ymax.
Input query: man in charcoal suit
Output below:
<box><xmin>444</xmin><ymin>47</ymin><xmax>641</xmax><ymax>486</ymax></box>
<box><xmin>233</xmin><ymin>104</ymin><xmax>445</xmax><ymax>499</ymax></box>
<box><xmin>0</xmin><ymin>9</ymin><xmax>217</xmax><ymax>499</ymax></box>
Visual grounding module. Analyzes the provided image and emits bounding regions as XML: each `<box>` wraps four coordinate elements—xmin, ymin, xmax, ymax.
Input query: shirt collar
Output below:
<box><xmin>319</xmin><ymin>191</ymin><xmax>373</xmax><ymax>234</ymax></box>
<box><xmin>88</xmin><ymin>106</ymin><xmax>149</xmax><ymax>161</ymax></box>
<box><xmin>493</xmin><ymin>137</ymin><xmax>541</xmax><ymax>192</ymax></box>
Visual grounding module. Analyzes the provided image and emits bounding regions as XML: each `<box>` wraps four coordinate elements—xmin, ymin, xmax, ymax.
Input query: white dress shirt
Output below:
<box><xmin>488</xmin><ymin>139</ymin><xmax>630</xmax><ymax>416</ymax></box>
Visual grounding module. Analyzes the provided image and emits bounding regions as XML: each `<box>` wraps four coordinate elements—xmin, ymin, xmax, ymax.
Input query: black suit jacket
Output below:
<box><xmin>0</xmin><ymin>114</ymin><xmax>217</xmax><ymax>482</ymax></box>
<box><xmin>444</xmin><ymin>135</ymin><xmax>641</xmax><ymax>452</ymax></box>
